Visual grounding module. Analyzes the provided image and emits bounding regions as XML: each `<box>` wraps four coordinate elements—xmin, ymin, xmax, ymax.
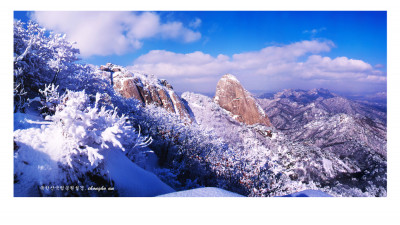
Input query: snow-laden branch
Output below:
<box><xmin>14</xmin><ymin>37</ymin><xmax>35</xmax><ymax>63</ymax></box>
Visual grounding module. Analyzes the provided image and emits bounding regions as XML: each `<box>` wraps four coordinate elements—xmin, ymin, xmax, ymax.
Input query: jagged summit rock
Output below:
<box><xmin>214</xmin><ymin>74</ymin><xmax>272</xmax><ymax>127</ymax></box>
<box><xmin>98</xmin><ymin>63</ymin><xmax>192</xmax><ymax>122</ymax></box>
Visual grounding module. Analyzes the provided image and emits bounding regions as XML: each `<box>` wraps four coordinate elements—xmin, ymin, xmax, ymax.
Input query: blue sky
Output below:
<box><xmin>14</xmin><ymin>11</ymin><xmax>387</xmax><ymax>94</ymax></box>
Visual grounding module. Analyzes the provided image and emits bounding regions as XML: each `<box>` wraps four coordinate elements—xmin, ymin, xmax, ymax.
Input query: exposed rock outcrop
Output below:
<box><xmin>99</xmin><ymin>63</ymin><xmax>192</xmax><ymax>122</ymax></box>
<box><xmin>214</xmin><ymin>74</ymin><xmax>272</xmax><ymax>127</ymax></box>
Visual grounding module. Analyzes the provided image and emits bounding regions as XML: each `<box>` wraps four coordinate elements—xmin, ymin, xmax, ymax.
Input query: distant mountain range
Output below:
<box><xmin>257</xmin><ymin>88</ymin><xmax>386</xmax><ymax>195</ymax></box>
<box><xmin>182</xmin><ymin>78</ymin><xmax>386</xmax><ymax>196</ymax></box>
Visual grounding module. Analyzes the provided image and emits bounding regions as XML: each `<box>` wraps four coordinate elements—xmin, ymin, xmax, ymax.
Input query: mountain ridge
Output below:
<box><xmin>98</xmin><ymin>63</ymin><xmax>193</xmax><ymax>122</ymax></box>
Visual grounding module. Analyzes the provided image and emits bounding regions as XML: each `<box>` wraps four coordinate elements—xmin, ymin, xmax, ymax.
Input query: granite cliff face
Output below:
<box><xmin>99</xmin><ymin>63</ymin><xmax>192</xmax><ymax>122</ymax></box>
<box><xmin>214</xmin><ymin>74</ymin><xmax>272</xmax><ymax>127</ymax></box>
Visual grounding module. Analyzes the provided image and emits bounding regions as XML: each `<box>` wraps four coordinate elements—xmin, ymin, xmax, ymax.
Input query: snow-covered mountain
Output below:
<box><xmin>256</xmin><ymin>88</ymin><xmax>387</xmax><ymax>195</ymax></box>
<box><xmin>13</xmin><ymin>21</ymin><xmax>386</xmax><ymax>197</ymax></box>
<box><xmin>259</xmin><ymin>88</ymin><xmax>386</xmax><ymax>130</ymax></box>
<box><xmin>181</xmin><ymin>82</ymin><xmax>386</xmax><ymax>197</ymax></box>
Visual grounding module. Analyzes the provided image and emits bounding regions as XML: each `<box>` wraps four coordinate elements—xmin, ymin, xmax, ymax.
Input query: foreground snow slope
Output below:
<box><xmin>14</xmin><ymin>97</ymin><xmax>174</xmax><ymax>197</ymax></box>
<box><xmin>157</xmin><ymin>187</ymin><xmax>244</xmax><ymax>197</ymax></box>
<box><xmin>157</xmin><ymin>187</ymin><xmax>332</xmax><ymax>197</ymax></box>
<box><xmin>103</xmin><ymin>149</ymin><xmax>174</xmax><ymax>196</ymax></box>
<box><xmin>281</xmin><ymin>189</ymin><xmax>332</xmax><ymax>197</ymax></box>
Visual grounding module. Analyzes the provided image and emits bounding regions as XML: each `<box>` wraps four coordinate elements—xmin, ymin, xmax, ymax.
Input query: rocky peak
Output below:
<box><xmin>214</xmin><ymin>74</ymin><xmax>272</xmax><ymax>127</ymax></box>
<box><xmin>99</xmin><ymin>63</ymin><xmax>192</xmax><ymax>122</ymax></box>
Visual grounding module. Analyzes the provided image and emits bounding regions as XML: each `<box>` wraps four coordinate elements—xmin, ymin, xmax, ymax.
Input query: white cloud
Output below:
<box><xmin>303</xmin><ymin>55</ymin><xmax>373</xmax><ymax>73</ymax></box>
<box><xmin>303</xmin><ymin>27</ymin><xmax>326</xmax><ymax>36</ymax></box>
<box><xmin>189</xmin><ymin>18</ymin><xmax>202</xmax><ymax>28</ymax></box>
<box><xmin>31</xmin><ymin>11</ymin><xmax>201</xmax><ymax>57</ymax></box>
<box><xmin>374</xmin><ymin>64</ymin><xmax>385</xmax><ymax>69</ymax></box>
<box><xmin>131</xmin><ymin>40</ymin><xmax>335</xmax><ymax>78</ymax></box>
<box><xmin>231</xmin><ymin>40</ymin><xmax>334</xmax><ymax>69</ymax></box>
<box><xmin>359</xmin><ymin>75</ymin><xmax>387</xmax><ymax>82</ymax></box>
<box><xmin>132</xmin><ymin>50</ymin><xmax>232</xmax><ymax>77</ymax></box>
<box><xmin>159</xmin><ymin>22</ymin><xmax>201</xmax><ymax>43</ymax></box>
<box><xmin>125</xmin><ymin>12</ymin><xmax>160</xmax><ymax>39</ymax></box>
<box><xmin>130</xmin><ymin>40</ymin><xmax>386</xmax><ymax>93</ymax></box>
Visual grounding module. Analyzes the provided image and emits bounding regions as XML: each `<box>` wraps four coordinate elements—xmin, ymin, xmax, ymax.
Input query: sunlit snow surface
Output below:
<box><xmin>14</xmin><ymin>104</ymin><xmax>174</xmax><ymax>197</ymax></box>
<box><xmin>157</xmin><ymin>187</ymin><xmax>244</xmax><ymax>197</ymax></box>
<box><xmin>103</xmin><ymin>149</ymin><xmax>173</xmax><ymax>196</ymax></box>
<box><xmin>281</xmin><ymin>189</ymin><xmax>332</xmax><ymax>197</ymax></box>
<box><xmin>157</xmin><ymin>188</ymin><xmax>331</xmax><ymax>197</ymax></box>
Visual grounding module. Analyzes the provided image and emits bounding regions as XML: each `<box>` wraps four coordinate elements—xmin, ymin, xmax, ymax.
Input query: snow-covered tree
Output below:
<box><xmin>14</xmin><ymin>89</ymin><xmax>155</xmax><ymax>196</ymax></box>
<box><xmin>13</xmin><ymin>20</ymin><xmax>81</xmax><ymax>112</ymax></box>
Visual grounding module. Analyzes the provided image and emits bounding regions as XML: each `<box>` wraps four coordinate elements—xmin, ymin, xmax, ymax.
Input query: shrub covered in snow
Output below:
<box><xmin>13</xmin><ymin>20</ymin><xmax>95</xmax><ymax>113</ymax></box>
<box><xmin>14</xmin><ymin>89</ymin><xmax>160</xmax><ymax>196</ymax></box>
<box><xmin>130</xmin><ymin>103</ymin><xmax>229</xmax><ymax>190</ymax></box>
